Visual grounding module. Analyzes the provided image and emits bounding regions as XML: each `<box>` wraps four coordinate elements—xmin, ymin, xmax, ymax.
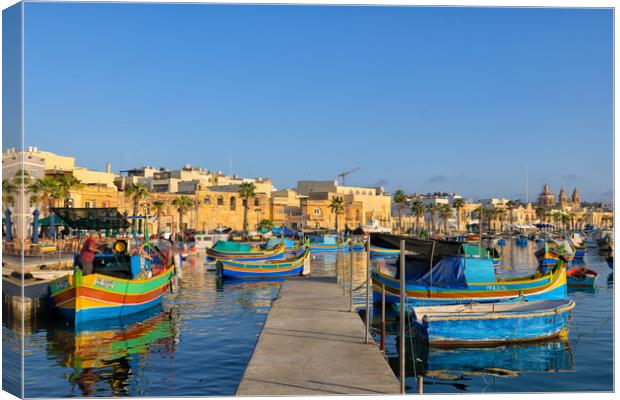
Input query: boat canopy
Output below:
<box><xmin>212</xmin><ymin>241</ymin><xmax>253</xmax><ymax>252</ymax></box>
<box><xmin>272</xmin><ymin>226</ymin><xmax>302</xmax><ymax>238</ymax></box>
<box><xmin>50</xmin><ymin>208</ymin><xmax>130</xmax><ymax>229</ymax></box>
<box><xmin>370</xmin><ymin>233</ymin><xmax>463</xmax><ymax>261</ymax></box>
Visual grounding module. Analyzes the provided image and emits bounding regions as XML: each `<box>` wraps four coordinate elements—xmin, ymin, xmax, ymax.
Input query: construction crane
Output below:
<box><xmin>338</xmin><ymin>167</ymin><xmax>360</xmax><ymax>186</ymax></box>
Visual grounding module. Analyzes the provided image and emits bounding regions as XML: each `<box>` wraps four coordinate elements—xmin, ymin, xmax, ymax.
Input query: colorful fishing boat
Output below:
<box><xmin>566</xmin><ymin>266</ymin><xmax>598</xmax><ymax>287</ymax></box>
<box><xmin>370</xmin><ymin>234</ymin><xmax>568</xmax><ymax>307</ymax></box>
<box><xmin>48</xmin><ymin>208</ymin><xmax>176</xmax><ymax>325</ymax></box>
<box><xmin>217</xmin><ymin>247</ymin><xmax>311</xmax><ymax>279</ymax></box>
<box><xmin>351</xmin><ymin>240</ymin><xmax>366</xmax><ymax>251</ymax></box>
<box><xmin>206</xmin><ymin>241</ymin><xmax>285</xmax><ymax>261</ymax></box>
<box><xmin>370</xmin><ymin>245</ymin><xmax>401</xmax><ymax>257</ymax></box>
<box><xmin>596</xmin><ymin>230</ymin><xmax>614</xmax><ymax>255</ymax></box>
<box><xmin>535</xmin><ymin>239</ymin><xmax>575</xmax><ymax>272</ymax></box>
<box><xmin>308</xmin><ymin>235</ymin><xmax>350</xmax><ymax>252</ymax></box>
<box><xmin>410</xmin><ymin>299</ymin><xmax>575</xmax><ymax>346</ymax></box>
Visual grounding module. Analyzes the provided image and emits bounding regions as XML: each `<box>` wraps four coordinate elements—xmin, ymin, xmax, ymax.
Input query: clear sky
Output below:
<box><xmin>17</xmin><ymin>3</ymin><xmax>613</xmax><ymax>201</ymax></box>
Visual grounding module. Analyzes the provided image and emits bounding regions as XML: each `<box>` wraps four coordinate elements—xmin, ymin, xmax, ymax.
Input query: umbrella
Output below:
<box><xmin>32</xmin><ymin>209</ymin><xmax>40</xmax><ymax>243</ymax></box>
<box><xmin>48</xmin><ymin>212</ymin><xmax>56</xmax><ymax>240</ymax></box>
<box><xmin>4</xmin><ymin>208</ymin><xmax>12</xmax><ymax>241</ymax></box>
<box><xmin>138</xmin><ymin>218</ymin><xmax>143</xmax><ymax>235</ymax></box>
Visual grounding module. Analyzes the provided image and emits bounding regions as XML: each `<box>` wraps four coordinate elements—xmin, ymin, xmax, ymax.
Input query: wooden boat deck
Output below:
<box><xmin>237</xmin><ymin>277</ymin><xmax>400</xmax><ymax>395</ymax></box>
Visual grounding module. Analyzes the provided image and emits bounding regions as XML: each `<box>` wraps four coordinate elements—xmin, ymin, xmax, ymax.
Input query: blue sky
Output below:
<box><xmin>16</xmin><ymin>3</ymin><xmax>613</xmax><ymax>201</ymax></box>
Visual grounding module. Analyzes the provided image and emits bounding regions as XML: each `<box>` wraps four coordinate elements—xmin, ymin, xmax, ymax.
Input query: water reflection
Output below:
<box><xmin>45</xmin><ymin>306</ymin><xmax>179</xmax><ymax>396</ymax></box>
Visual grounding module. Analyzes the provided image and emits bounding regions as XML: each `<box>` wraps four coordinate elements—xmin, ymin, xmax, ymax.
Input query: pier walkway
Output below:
<box><xmin>237</xmin><ymin>277</ymin><xmax>400</xmax><ymax>395</ymax></box>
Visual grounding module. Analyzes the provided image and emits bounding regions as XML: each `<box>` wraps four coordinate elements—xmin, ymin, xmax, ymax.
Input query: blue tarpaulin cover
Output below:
<box><xmin>272</xmin><ymin>226</ymin><xmax>301</xmax><ymax>238</ymax></box>
<box><xmin>265</xmin><ymin>238</ymin><xmax>294</xmax><ymax>248</ymax></box>
<box><xmin>412</xmin><ymin>256</ymin><xmax>468</xmax><ymax>289</ymax></box>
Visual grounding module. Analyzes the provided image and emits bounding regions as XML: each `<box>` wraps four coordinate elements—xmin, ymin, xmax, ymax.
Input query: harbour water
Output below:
<box><xmin>2</xmin><ymin>240</ymin><xmax>614</xmax><ymax>396</ymax></box>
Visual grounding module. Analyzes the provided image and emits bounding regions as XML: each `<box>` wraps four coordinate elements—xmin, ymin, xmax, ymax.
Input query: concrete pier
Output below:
<box><xmin>237</xmin><ymin>277</ymin><xmax>400</xmax><ymax>396</ymax></box>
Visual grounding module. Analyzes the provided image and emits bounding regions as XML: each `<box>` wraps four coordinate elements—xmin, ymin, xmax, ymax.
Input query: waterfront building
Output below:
<box><xmin>295</xmin><ymin>180</ymin><xmax>392</xmax><ymax>229</ymax></box>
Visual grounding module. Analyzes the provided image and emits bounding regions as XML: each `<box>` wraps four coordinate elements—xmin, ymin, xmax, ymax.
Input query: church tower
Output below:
<box><xmin>571</xmin><ymin>188</ymin><xmax>581</xmax><ymax>208</ymax></box>
<box><xmin>559</xmin><ymin>187</ymin><xmax>567</xmax><ymax>208</ymax></box>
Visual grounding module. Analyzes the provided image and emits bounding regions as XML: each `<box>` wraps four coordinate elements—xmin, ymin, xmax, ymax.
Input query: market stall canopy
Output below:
<box><xmin>38</xmin><ymin>215</ymin><xmax>68</xmax><ymax>227</ymax></box>
<box><xmin>50</xmin><ymin>208</ymin><xmax>130</xmax><ymax>230</ymax></box>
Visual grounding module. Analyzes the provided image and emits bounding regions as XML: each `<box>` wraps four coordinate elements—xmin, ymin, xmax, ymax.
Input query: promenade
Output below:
<box><xmin>237</xmin><ymin>277</ymin><xmax>400</xmax><ymax>395</ymax></box>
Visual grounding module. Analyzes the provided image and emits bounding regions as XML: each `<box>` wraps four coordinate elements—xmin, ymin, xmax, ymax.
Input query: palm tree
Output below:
<box><xmin>238</xmin><ymin>182</ymin><xmax>257</xmax><ymax>236</ymax></box>
<box><xmin>495</xmin><ymin>209</ymin><xmax>507</xmax><ymax>232</ymax></box>
<box><xmin>172</xmin><ymin>195</ymin><xmax>193</xmax><ymax>241</ymax></box>
<box><xmin>410</xmin><ymin>200</ymin><xmax>425</xmax><ymax>236</ymax></box>
<box><xmin>329</xmin><ymin>197</ymin><xmax>345</xmax><ymax>236</ymax></box>
<box><xmin>28</xmin><ymin>177</ymin><xmax>61</xmax><ymax>215</ymax></box>
<box><xmin>425</xmin><ymin>203</ymin><xmax>439</xmax><ymax>234</ymax></box>
<box><xmin>124</xmin><ymin>183</ymin><xmax>149</xmax><ymax>218</ymax></box>
<box><xmin>438</xmin><ymin>203</ymin><xmax>452</xmax><ymax>234</ymax></box>
<box><xmin>483</xmin><ymin>208</ymin><xmax>497</xmax><ymax>231</ymax></box>
<box><xmin>56</xmin><ymin>175</ymin><xmax>84</xmax><ymax>207</ymax></box>
<box><xmin>2</xmin><ymin>179</ymin><xmax>17</xmax><ymax>209</ymax></box>
<box><xmin>452</xmin><ymin>198</ymin><xmax>465</xmax><ymax>233</ymax></box>
<box><xmin>506</xmin><ymin>200</ymin><xmax>516</xmax><ymax>225</ymax></box>
<box><xmin>392</xmin><ymin>190</ymin><xmax>407</xmax><ymax>233</ymax></box>
<box><xmin>12</xmin><ymin>169</ymin><xmax>31</xmax><ymax>187</ymax></box>
<box><xmin>258</xmin><ymin>219</ymin><xmax>273</xmax><ymax>230</ymax></box>
<box><xmin>535</xmin><ymin>206</ymin><xmax>546</xmax><ymax>224</ymax></box>
<box><xmin>152</xmin><ymin>199</ymin><xmax>166</xmax><ymax>234</ymax></box>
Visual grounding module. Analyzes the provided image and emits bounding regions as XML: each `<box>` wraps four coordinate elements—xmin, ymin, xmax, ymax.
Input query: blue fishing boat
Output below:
<box><xmin>410</xmin><ymin>299</ymin><xmax>575</xmax><ymax>346</ymax></box>
<box><xmin>370</xmin><ymin>234</ymin><xmax>568</xmax><ymax>307</ymax></box>
<box><xmin>206</xmin><ymin>241</ymin><xmax>285</xmax><ymax>262</ymax></box>
<box><xmin>308</xmin><ymin>235</ymin><xmax>350</xmax><ymax>252</ymax></box>
<box><xmin>369</xmin><ymin>245</ymin><xmax>401</xmax><ymax>258</ymax></box>
<box><xmin>217</xmin><ymin>247</ymin><xmax>311</xmax><ymax>279</ymax></box>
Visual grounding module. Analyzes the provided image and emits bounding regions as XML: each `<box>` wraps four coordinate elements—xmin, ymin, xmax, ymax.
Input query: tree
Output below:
<box><xmin>410</xmin><ymin>200</ymin><xmax>425</xmax><ymax>236</ymax></box>
<box><xmin>495</xmin><ymin>209</ymin><xmax>507</xmax><ymax>232</ymax></box>
<box><xmin>535</xmin><ymin>206</ymin><xmax>546</xmax><ymax>224</ymax></box>
<box><xmin>124</xmin><ymin>183</ymin><xmax>149</xmax><ymax>218</ymax></box>
<box><xmin>258</xmin><ymin>219</ymin><xmax>273</xmax><ymax>230</ymax></box>
<box><xmin>172</xmin><ymin>195</ymin><xmax>193</xmax><ymax>241</ymax></box>
<box><xmin>238</xmin><ymin>182</ymin><xmax>257</xmax><ymax>236</ymax></box>
<box><xmin>56</xmin><ymin>175</ymin><xmax>84</xmax><ymax>207</ymax></box>
<box><xmin>329</xmin><ymin>197</ymin><xmax>345</xmax><ymax>236</ymax></box>
<box><xmin>392</xmin><ymin>190</ymin><xmax>408</xmax><ymax>233</ymax></box>
<box><xmin>2</xmin><ymin>179</ymin><xmax>16</xmax><ymax>209</ymax></box>
<box><xmin>452</xmin><ymin>198</ymin><xmax>465</xmax><ymax>233</ymax></box>
<box><xmin>506</xmin><ymin>200</ymin><xmax>516</xmax><ymax>224</ymax></box>
<box><xmin>438</xmin><ymin>203</ymin><xmax>452</xmax><ymax>234</ymax></box>
<box><xmin>483</xmin><ymin>208</ymin><xmax>497</xmax><ymax>231</ymax></box>
<box><xmin>425</xmin><ymin>203</ymin><xmax>438</xmax><ymax>234</ymax></box>
<box><xmin>152</xmin><ymin>199</ymin><xmax>166</xmax><ymax>234</ymax></box>
<box><xmin>28</xmin><ymin>177</ymin><xmax>61</xmax><ymax>215</ymax></box>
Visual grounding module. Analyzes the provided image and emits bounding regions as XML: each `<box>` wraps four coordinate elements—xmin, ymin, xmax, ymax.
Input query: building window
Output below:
<box><xmin>204</xmin><ymin>196</ymin><xmax>211</xmax><ymax>205</ymax></box>
<box><xmin>313</xmin><ymin>208</ymin><xmax>321</xmax><ymax>216</ymax></box>
<box><xmin>254</xmin><ymin>198</ymin><xmax>260</xmax><ymax>207</ymax></box>
<box><xmin>93</xmin><ymin>200</ymin><xmax>97</xmax><ymax>208</ymax></box>
<box><xmin>85</xmin><ymin>201</ymin><xmax>91</xmax><ymax>208</ymax></box>
<box><xmin>230</xmin><ymin>197</ymin><xmax>236</xmax><ymax>211</ymax></box>
<box><xmin>217</xmin><ymin>196</ymin><xmax>224</xmax><ymax>206</ymax></box>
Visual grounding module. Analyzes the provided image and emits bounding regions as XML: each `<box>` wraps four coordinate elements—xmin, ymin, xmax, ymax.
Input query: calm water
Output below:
<box><xmin>2</xmin><ymin>240</ymin><xmax>614</xmax><ymax>396</ymax></box>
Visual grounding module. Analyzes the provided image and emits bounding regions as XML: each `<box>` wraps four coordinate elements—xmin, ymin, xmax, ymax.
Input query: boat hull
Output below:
<box><xmin>372</xmin><ymin>263</ymin><xmax>567</xmax><ymax>307</ymax></box>
<box><xmin>49</xmin><ymin>266</ymin><xmax>174</xmax><ymax>325</ymax></box>
<box><xmin>218</xmin><ymin>248</ymin><xmax>310</xmax><ymax>279</ymax></box>
<box><xmin>369</xmin><ymin>245</ymin><xmax>400</xmax><ymax>257</ymax></box>
<box><xmin>412</xmin><ymin>300</ymin><xmax>575</xmax><ymax>346</ymax></box>
<box><xmin>206</xmin><ymin>244</ymin><xmax>285</xmax><ymax>261</ymax></box>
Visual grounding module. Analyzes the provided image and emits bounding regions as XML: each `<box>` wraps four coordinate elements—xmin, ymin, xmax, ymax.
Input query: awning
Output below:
<box><xmin>39</xmin><ymin>215</ymin><xmax>68</xmax><ymax>227</ymax></box>
<box><xmin>50</xmin><ymin>208</ymin><xmax>130</xmax><ymax>230</ymax></box>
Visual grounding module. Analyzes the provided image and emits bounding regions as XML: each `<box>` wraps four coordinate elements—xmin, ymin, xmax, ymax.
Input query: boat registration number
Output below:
<box><xmin>95</xmin><ymin>277</ymin><xmax>115</xmax><ymax>289</ymax></box>
<box><xmin>484</xmin><ymin>285</ymin><xmax>507</xmax><ymax>291</ymax></box>
<box><xmin>53</xmin><ymin>278</ymin><xmax>70</xmax><ymax>291</ymax></box>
